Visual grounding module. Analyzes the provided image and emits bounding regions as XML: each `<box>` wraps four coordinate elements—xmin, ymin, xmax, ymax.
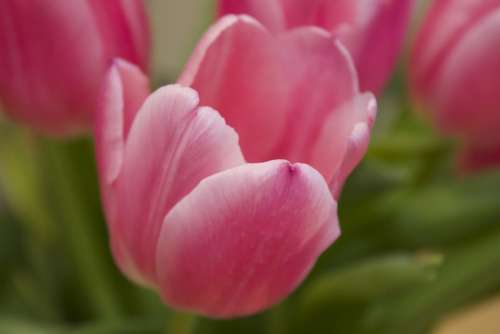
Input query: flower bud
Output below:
<box><xmin>410</xmin><ymin>0</ymin><xmax>500</xmax><ymax>172</ymax></box>
<box><xmin>0</xmin><ymin>0</ymin><xmax>150</xmax><ymax>135</ymax></box>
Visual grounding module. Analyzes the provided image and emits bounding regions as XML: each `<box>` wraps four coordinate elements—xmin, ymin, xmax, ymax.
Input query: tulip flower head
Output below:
<box><xmin>0</xmin><ymin>0</ymin><xmax>149</xmax><ymax>135</ymax></box>
<box><xmin>410</xmin><ymin>0</ymin><xmax>500</xmax><ymax>172</ymax></box>
<box><xmin>96</xmin><ymin>16</ymin><xmax>376</xmax><ymax>318</ymax></box>
<box><xmin>219</xmin><ymin>0</ymin><xmax>415</xmax><ymax>94</ymax></box>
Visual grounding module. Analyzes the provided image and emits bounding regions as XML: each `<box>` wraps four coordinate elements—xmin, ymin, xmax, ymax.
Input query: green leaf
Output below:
<box><xmin>363</xmin><ymin>229</ymin><xmax>500</xmax><ymax>334</ymax></box>
<box><xmin>389</xmin><ymin>176</ymin><xmax>500</xmax><ymax>247</ymax></box>
<box><xmin>0</xmin><ymin>317</ymin><xmax>63</xmax><ymax>334</ymax></box>
<box><xmin>301</xmin><ymin>253</ymin><xmax>442</xmax><ymax>312</ymax></box>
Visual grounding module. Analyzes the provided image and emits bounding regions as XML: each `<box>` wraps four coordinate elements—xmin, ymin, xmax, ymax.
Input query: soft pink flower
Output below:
<box><xmin>410</xmin><ymin>0</ymin><xmax>500</xmax><ymax>172</ymax></box>
<box><xmin>0</xmin><ymin>0</ymin><xmax>150</xmax><ymax>135</ymax></box>
<box><xmin>218</xmin><ymin>0</ymin><xmax>414</xmax><ymax>94</ymax></box>
<box><xmin>96</xmin><ymin>15</ymin><xmax>376</xmax><ymax>318</ymax></box>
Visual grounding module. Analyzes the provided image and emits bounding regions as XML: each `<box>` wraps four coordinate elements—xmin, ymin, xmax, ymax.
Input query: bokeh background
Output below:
<box><xmin>0</xmin><ymin>0</ymin><xmax>499</xmax><ymax>333</ymax></box>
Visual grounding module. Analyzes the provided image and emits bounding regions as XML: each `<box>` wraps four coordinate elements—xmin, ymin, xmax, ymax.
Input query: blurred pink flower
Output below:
<box><xmin>96</xmin><ymin>16</ymin><xmax>376</xmax><ymax>318</ymax></box>
<box><xmin>410</xmin><ymin>0</ymin><xmax>500</xmax><ymax>172</ymax></box>
<box><xmin>0</xmin><ymin>0</ymin><xmax>150</xmax><ymax>135</ymax></box>
<box><xmin>218</xmin><ymin>0</ymin><xmax>415</xmax><ymax>94</ymax></box>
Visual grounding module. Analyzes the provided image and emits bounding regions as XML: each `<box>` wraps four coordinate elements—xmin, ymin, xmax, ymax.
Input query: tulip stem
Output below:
<box><xmin>44</xmin><ymin>138</ymin><xmax>123</xmax><ymax>320</ymax></box>
<box><xmin>269</xmin><ymin>304</ymin><xmax>288</xmax><ymax>334</ymax></box>
<box><xmin>166</xmin><ymin>312</ymin><xmax>196</xmax><ymax>334</ymax></box>
<box><xmin>0</xmin><ymin>127</ymin><xmax>55</xmax><ymax>242</ymax></box>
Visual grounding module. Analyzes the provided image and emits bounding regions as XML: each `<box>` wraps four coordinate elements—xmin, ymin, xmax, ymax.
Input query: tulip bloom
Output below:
<box><xmin>96</xmin><ymin>16</ymin><xmax>376</xmax><ymax>318</ymax></box>
<box><xmin>410</xmin><ymin>0</ymin><xmax>500</xmax><ymax>171</ymax></box>
<box><xmin>218</xmin><ymin>0</ymin><xmax>415</xmax><ymax>94</ymax></box>
<box><xmin>0</xmin><ymin>0</ymin><xmax>149</xmax><ymax>135</ymax></box>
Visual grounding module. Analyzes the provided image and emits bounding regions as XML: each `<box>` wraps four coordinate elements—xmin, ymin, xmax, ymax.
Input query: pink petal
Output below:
<box><xmin>279</xmin><ymin>0</ymin><xmax>357</xmax><ymax>31</ymax></box>
<box><xmin>218</xmin><ymin>0</ymin><xmax>414</xmax><ymax>93</ymax></box>
<box><xmin>217</xmin><ymin>0</ymin><xmax>286</xmax><ymax>33</ymax></box>
<box><xmin>275</xmin><ymin>0</ymin><xmax>414</xmax><ymax>93</ymax></box>
<box><xmin>178</xmin><ymin>16</ymin><xmax>289</xmax><ymax>161</ymax></box>
<box><xmin>266</xmin><ymin>32</ymin><xmax>358</xmax><ymax>169</ymax></box>
<box><xmin>219</xmin><ymin>0</ymin><xmax>356</xmax><ymax>32</ymax></box>
<box><xmin>155</xmin><ymin>160</ymin><xmax>339</xmax><ymax>318</ymax></box>
<box><xmin>345</xmin><ymin>0</ymin><xmax>414</xmax><ymax>93</ymax></box>
<box><xmin>428</xmin><ymin>9</ymin><xmax>500</xmax><ymax>142</ymax></box>
<box><xmin>459</xmin><ymin>142</ymin><xmax>500</xmax><ymax>173</ymax></box>
<box><xmin>114</xmin><ymin>85</ymin><xmax>245</xmax><ymax>284</ymax></box>
<box><xmin>94</xmin><ymin>59</ymin><xmax>149</xmax><ymax>285</ymax></box>
<box><xmin>0</xmin><ymin>0</ymin><xmax>150</xmax><ymax>135</ymax></box>
<box><xmin>179</xmin><ymin>15</ymin><xmax>358</xmax><ymax>174</ymax></box>
<box><xmin>309</xmin><ymin>93</ymin><xmax>377</xmax><ymax>197</ymax></box>
<box><xmin>410</xmin><ymin>0</ymin><xmax>500</xmax><ymax>106</ymax></box>
<box><xmin>95</xmin><ymin>59</ymin><xmax>149</xmax><ymax>193</ymax></box>
<box><xmin>87</xmin><ymin>0</ymin><xmax>151</xmax><ymax>71</ymax></box>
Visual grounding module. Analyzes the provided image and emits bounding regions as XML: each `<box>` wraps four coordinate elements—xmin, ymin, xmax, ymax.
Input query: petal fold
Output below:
<box><xmin>179</xmin><ymin>15</ymin><xmax>290</xmax><ymax>161</ymax></box>
<box><xmin>156</xmin><ymin>160</ymin><xmax>339</xmax><ymax>317</ymax></box>
<box><xmin>114</xmin><ymin>85</ymin><xmax>245</xmax><ymax>284</ymax></box>
<box><xmin>179</xmin><ymin>15</ymin><xmax>359</xmax><ymax>175</ymax></box>
<box><xmin>94</xmin><ymin>59</ymin><xmax>149</xmax><ymax>285</ymax></box>
<box><xmin>309</xmin><ymin>93</ymin><xmax>377</xmax><ymax>197</ymax></box>
<box><xmin>95</xmin><ymin>59</ymin><xmax>149</xmax><ymax>193</ymax></box>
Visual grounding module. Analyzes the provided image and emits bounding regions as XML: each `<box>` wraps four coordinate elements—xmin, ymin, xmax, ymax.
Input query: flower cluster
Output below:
<box><xmin>4</xmin><ymin>0</ymin><xmax>499</xmax><ymax>320</ymax></box>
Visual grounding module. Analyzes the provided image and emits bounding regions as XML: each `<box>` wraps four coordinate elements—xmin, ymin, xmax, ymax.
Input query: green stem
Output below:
<box><xmin>45</xmin><ymin>138</ymin><xmax>122</xmax><ymax>320</ymax></box>
<box><xmin>0</xmin><ymin>129</ymin><xmax>54</xmax><ymax>242</ymax></box>
<box><xmin>268</xmin><ymin>304</ymin><xmax>288</xmax><ymax>334</ymax></box>
<box><xmin>166</xmin><ymin>312</ymin><xmax>196</xmax><ymax>334</ymax></box>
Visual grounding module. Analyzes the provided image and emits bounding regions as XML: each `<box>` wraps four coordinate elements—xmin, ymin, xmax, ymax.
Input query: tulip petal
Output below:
<box><xmin>266</xmin><ymin>32</ymin><xmax>358</xmax><ymax>171</ymax></box>
<box><xmin>346</xmin><ymin>0</ymin><xmax>414</xmax><ymax>93</ymax></box>
<box><xmin>156</xmin><ymin>160</ymin><xmax>339</xmax><ymax>317</ymax></box>
<box><xmin>0</xmin><ymin>0</ymin><xmax>150</xmax><ymax>134</ymax></box>
<box><xmin>179</xmin><ymin>15</ymin><xmax>358</xmax><ymax>171</ymax></box>
<box><xmin>411</xmin><ymin>0</ymin><xmax>500</xmax><ymax>104</ymax></box>
<box><xmin>0</xmin><ymin>0</ymin><xmax>104</xmax><ymax>133</ymax></box>
<box><xmin>218</xmin><ymin>0</ymin><xmax>286</xmax><ymax>33</ymax></box>
<box><xmin>115</xmin><ymin>85</ymin><xmax>245</xmax><ymax>283</ymax></box>
<box><xmin>179</xmin><ymin>15</ymin><xmax>289</xmax><ymax>161</ymax></box>
<box><xmin>95</xmin><ymin>59</ymin><xmax>149</xmax><ymax>192</ymax></box>
<box><xmin>431</xmin><ymin>9</ymin><xmax>500</xmax><ymax>141</ymax></box>
<box><xmin>94</xmin><ymin>59</ymin><xmax>150</xmax><ymax>285</ymax></box>
<box><xmin>87</xmin><ymin>0</ymin><xmax>150</xmax><ymax>70</ymax></box>
<box><xmin>279</xmin><ymin>0</ymin><xmax>357</xmax><ymax>31</ymax></box>
<box><xmin>459</xmin><ymin>142</ymin><xmax>500</xmax><ymax>173</ymax></box>
<box><xmin>309</xmin><ymin>93</ymin><xmax>377</xmax><ymax>197</ymax></box>
<box><xmin>219</xmin><ymin>0</ymin><xmax>414</xmax><ymax>93</ymax></box>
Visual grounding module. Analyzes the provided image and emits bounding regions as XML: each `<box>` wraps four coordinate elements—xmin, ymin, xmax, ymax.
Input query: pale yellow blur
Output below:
<box><xmin>435</xmin><ymin>296</ymin><xmax>500</xmax><ymax>334</ymax></box>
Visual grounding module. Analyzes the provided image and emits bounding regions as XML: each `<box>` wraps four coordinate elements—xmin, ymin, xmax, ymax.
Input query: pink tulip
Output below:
<box><xmin>0</xmin><ymin>0</ymin><xmax>149</xmax><ymax>135</ymax></box>
<box><xmin>96</xmin><ymin>15</ymin><xmax>376</xmax><ymax>318</ymax></box>
<box><xmin>410</xmin><ymin>0</ymin><xmax>500</xmax><ymax>172</ymax></box>
<box><xmin>218</xmin><ymin>0</ymin><xmax>415</xmax><ymax>94</ymax></box>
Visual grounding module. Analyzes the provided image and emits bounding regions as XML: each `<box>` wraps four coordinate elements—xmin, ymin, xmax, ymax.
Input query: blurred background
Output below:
<box><xmin>1</xmin><ymin>0</ymin><xmax>500</xmax><ymax>333</ymax></box>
